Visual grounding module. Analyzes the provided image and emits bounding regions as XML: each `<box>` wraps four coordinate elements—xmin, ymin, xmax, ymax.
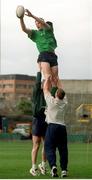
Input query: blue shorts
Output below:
<box><xmin>37</xmin><ymin>51</ymin><xmax>58</xmax><ymax>67</ymax></box>
<box><xmin>32</xmin><ymin>117</ymin><xmax>47</xmax><ymax>137</ymax></box>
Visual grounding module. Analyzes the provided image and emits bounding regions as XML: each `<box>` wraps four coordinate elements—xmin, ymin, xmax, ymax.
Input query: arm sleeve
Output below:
<box><xmin>36</xmin><ymin>72</ymin><xmax>41</xmax><ymax>83</ymax></box>
<box><xmin>32</xmin><ymin>72</ymin><xmax>42</xmax><ymax>103</ymax></box>
<box><xmin>28</xmin><ymin>30</ymin><xmax>37</xmax><ymax>42</ymax></box>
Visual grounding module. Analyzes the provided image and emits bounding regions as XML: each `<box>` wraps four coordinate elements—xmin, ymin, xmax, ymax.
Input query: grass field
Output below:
<box><xmin>0</xmin><ymin>140</ymin><xmax>92</xmax><ymax>179</ymax></box>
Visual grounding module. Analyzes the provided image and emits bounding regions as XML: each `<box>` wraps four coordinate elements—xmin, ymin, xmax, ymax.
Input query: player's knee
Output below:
<box><xmin>33</xmin><ymin>141</ymin><xmax>40</xmax><ymax>150</ymax></box>
<box><xmin>33</xmin><ymin>145</ymin><xmax>40</xmax><ymax>152</ymax></box>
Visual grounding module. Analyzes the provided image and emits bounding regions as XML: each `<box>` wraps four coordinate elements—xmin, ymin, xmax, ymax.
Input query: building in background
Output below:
<box><xmin>0</xmin><ymin>74</ymin><xmax>36</xmax><ymax>135</ymax></box>
<box><xmin>0</xmin><ymin>74</ymin><xmax>36</xmax><ymax>101</ymax></box>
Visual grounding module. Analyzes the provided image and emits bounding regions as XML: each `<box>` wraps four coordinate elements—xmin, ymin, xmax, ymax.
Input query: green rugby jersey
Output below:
<box><xmin>32</xmin><ymin>72</ymin><xmax>46</xmax><ymax>116</ymax></box>
<box><xmin>28</xmin><ymin>27</ymin><xmax>57</xmax><ymax>53</ymax></box>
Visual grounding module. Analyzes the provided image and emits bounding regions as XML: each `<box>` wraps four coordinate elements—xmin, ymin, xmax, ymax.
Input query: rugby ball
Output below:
<box><xmin>16</xmin><ymin>5</ymin><xmax>24</xmax><ymax>18</ymax></box>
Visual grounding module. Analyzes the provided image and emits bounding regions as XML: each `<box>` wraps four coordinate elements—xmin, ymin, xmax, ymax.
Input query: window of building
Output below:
<box><xmin>0</xmin><ymin>84</ymin><xmax>13</xmax><ymax>88</ymax></box>
<box><xmin>16</xmin><ymin>84</ymin><xmax>27</xmax><ymax>88</ymax></box>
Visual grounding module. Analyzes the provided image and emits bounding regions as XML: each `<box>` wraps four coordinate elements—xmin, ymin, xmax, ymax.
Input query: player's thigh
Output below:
<box><xmin>51</xmin><ymin>65</ymin><xmax>59</xmax><ymax>86</ymax></box>
<box><xmin>51</xmin><ymin>65</ymin><xmax>58</xmax><ymax>77</ymax></box>
<box><xmin>40</xmin><ymin>62</ymin><xmax>51</xmax><ymax>78</ymax></box>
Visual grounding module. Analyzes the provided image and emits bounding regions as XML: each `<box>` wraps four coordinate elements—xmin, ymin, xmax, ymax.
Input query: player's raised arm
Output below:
<box><xmin>19</xmin><ymin>17</ymin><xmax>32</xmax><ymax>34</ymax></box>
<box><xmin>16</xmin><ymin>6</ymin><xmax>32</xmax><ymax>34</ymax></box>
<box><xmin>25</xmin><ymin>9</ymin><xmax>50</xmax><ymax>28</ymax></box>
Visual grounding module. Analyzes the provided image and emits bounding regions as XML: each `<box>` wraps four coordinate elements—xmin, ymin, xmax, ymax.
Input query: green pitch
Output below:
<box><xmin>0</xmin><ymin>140</ymin><xmax>92</xmax><ymax>179</ymax></box>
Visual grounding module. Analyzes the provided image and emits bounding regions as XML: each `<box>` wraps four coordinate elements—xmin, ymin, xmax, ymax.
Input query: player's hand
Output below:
<box><xmin>25</xmin><ymin>9</ymin><xmax>33</xmax><ymax>17</ymax></box>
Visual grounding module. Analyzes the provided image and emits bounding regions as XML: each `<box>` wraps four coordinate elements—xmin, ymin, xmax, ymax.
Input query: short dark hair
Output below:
<box><xmin>56</xmin><ymin>89</ymin><xmax>65</xmax><ymax>100</ymax></box>
<box><xmin>46</xmin><ymin>21</ymin><xmax>53</xmax><ymax>30</ymax></box>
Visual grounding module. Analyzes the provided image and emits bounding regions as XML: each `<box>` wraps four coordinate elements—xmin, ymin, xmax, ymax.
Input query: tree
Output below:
<box><xmin>17</xmin><ymin>99</ymin><xmax>33</xmax><ymax>115</ymax></box>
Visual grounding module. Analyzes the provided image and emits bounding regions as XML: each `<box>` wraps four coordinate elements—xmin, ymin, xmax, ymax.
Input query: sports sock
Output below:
<box><xmin>32</xmin><ymin>164</ymin><xmax>37</xmax><ymax>170</ymax></box>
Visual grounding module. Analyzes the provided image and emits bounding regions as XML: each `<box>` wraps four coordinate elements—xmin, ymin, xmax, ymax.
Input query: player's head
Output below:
<box><xmin>55</xmin><ymin>88</ymin><xmax>65</xmax><ymax>100</ymax></box>
<box><xmin>46</xmin><ymin>21</ymin><xmax>53</xmax><ymax>30</ymax></box>
<box><xmin>35</xmin><ymin>18</ymin><xmax>44</xmax><ymax>29</ymax></box>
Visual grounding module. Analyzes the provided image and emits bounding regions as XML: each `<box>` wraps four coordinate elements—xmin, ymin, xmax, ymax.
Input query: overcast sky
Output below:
<box><xmin>1</xmin><ymin>0</ymin><xmax>92</xmax><ymax>79</ymax></box>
